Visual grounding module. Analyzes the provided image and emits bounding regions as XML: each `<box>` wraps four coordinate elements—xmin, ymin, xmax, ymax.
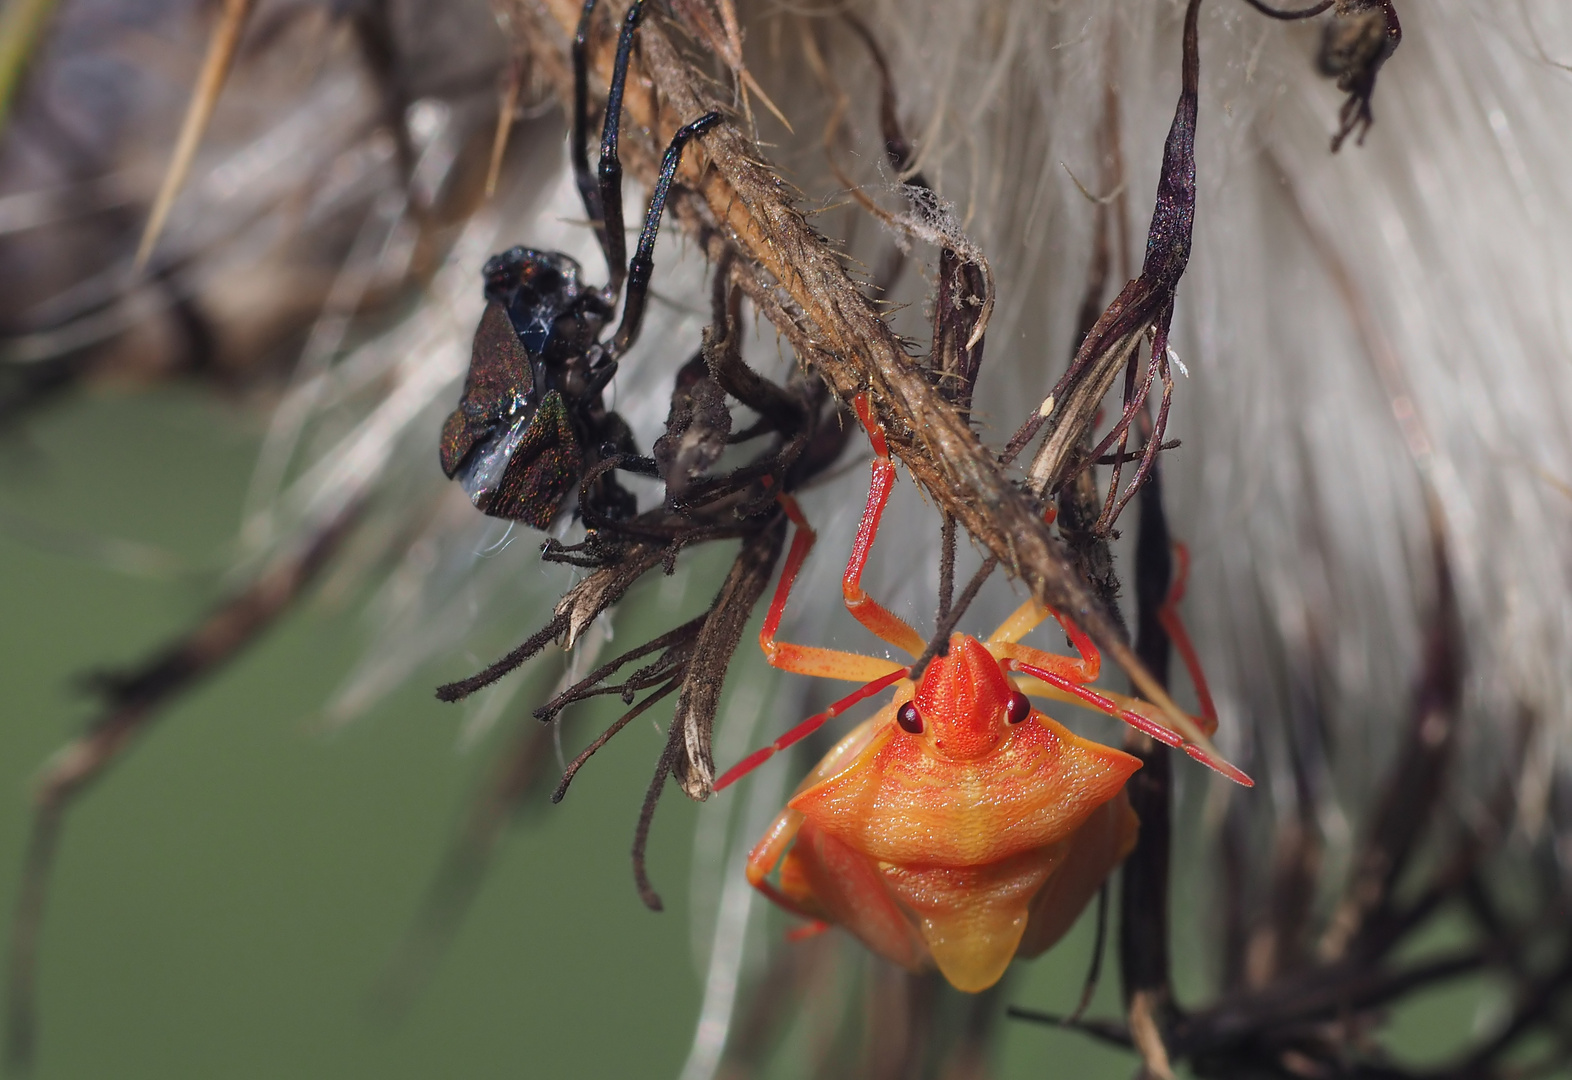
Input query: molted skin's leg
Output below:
<box><xmin>845</xmin><ymin>394</ymin><xmax>926</xmax><ymax>657</ymax></box>
<box><xmin>1016</xmin><ymin>790</ymin><xmax>1139</xmax><ymax>958</ymax></box>
<box><xmin>570</xmin><ymin>0</ymin><xmax>607</xmax><ymax>264</ymax></box>
<box><xmin>593</xmin><ymin>0</ymin><xmax>645</xmax><ymax>300</ymax></box>
<box><xmin>608</xmin><ymin>111</ymin><xmax>721</xmax><ymax>357</ymax></box>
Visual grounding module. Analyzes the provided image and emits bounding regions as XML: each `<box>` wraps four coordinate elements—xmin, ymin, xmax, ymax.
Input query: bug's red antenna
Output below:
<box><xmin>1003</xmin><ymin>658</ymin><xmax>1252</xmax><ymax>787</ymax></box>
<box><xmin>714</xmin><ymin>668</ymin><xmax>908</xmax><ymax>791</ymax></box>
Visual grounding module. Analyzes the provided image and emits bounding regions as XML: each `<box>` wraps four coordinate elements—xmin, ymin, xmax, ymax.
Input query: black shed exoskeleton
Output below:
<box><xmin>439</xmin><ymin>0</ymin><xmax>720</xmax><ymax>529</ymax></box>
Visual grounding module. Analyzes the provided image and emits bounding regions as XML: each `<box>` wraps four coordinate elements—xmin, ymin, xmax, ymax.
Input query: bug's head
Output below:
<box><xmin>482</xmin><ymin>249</ymin><xmax>587</xmax><ymax>354</ymax></box>
<box><xmin>902</xmin><ymin>635</ymin><xmax>1031</xmax><ymax>761</ymax></box>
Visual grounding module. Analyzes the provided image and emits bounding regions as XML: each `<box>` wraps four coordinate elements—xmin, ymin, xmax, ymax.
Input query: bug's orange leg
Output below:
<box><xmin>990</xmin><ymin>609</ymin><xmax>1101</xmax><ymax>685</ymax></box>
<box><xmin>714</xmin><ymin>668</ymin><xmax>908</xmax><ymax>790</ymax></box>
<box><xmin>742</xmin><ymin>809</ymin><xmax>821</xmax><ymax>920</ymax></box>
<box><xmin>1155</xmin><ymin>541</ymin><xmax>1218</xmax><ymax>734</ymax></box>
<box><xmin>987</xmin><ymin>599</ymin><xmax>1052</xmax><ymax>647</ymax></box>
<box><xmin>1003</xmin><ymin>658</ymin><xmax>1253</xmax><ymax>787</ymax></box>
<box><xmin>844</xmin><ymin>393</ymin><xmax>926</xmax><ymax>658</ymax></box>
<box><xmin>760</xmin><ymin>494</ymin><xmax>908</xmax><ymax>683</ymax></box>
<box><xmin>785</xmin><ymin>921</ymin><xmax>832</xmax><ymax>943</ymax></box>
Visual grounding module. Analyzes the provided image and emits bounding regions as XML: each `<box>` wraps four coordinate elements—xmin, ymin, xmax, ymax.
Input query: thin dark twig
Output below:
<box><xmin>842</xmin><ymin>14</ymin><xmax>927</xmax><ymax>187</ymax></box>
<box><xmin>533</xmin><ymin>614</ymin><xmax>707</xmax><ymax>719</ymax></box>
<box><xmin>1004</xmin><ymin>1008</ymin><xmax>1134</xmax><ymax>1049</ymax></box>
<box><xmin>1068</xmin><ymin>883</ymin><xmax>1112</xmax><ymax>1023</ymax></box>
<box><xmin>1119</xmin><ymin>401</ymin><xmax>1178</xmax><ymax>1073</ymax></box>
<box><xmin>833</xmin><ymin>13</ymin><xmax>935</xmax><ymax>296</ymax></box>
<box><xmin>1173</xmin><ymin>948</ymin><xmax>1490</xmax><ymax>1052</ymax></box>
<box><xmin>1319</xmin><ymin>522</ymin><xmax>1460</xmax><ymax>962</ymax></box>
<box><xmin>1094</xmin><ymin>342</ymin><xmax>1144</xmax><ymax>534</ymax></box>
<box><xmin>1457</xmin><ymin>942</ymin><xmax>1572</xmax><ymax>1073</ymax></box>
<box><xmin>1094</xmin><ymin>440</ymin><xmax>1180</xmax><ymax>466</ymax></box>
<box><xmin>937</xmin><ymin>515</ymin><xmax>957</xmax><ymax>624</ymax></box>
<box><xmin>539</xmin><ymin>647</ymin><xmax>687</xmax><ymax>712</ymax></box>
<box><xmin>632</xmin><ymin>714</ymin><xmax>687</xmax><ymax>912</ymax></box>
<box><xmin>553</xmin><ymin>678</ymin><xmax>684</xmax><ymax>802</ymax></box>
<box><xmin>435</xmin><ymin>612</ymin><xmax>571</xmax><ymax>702</ymax></box>
<box><xmin>1097</xmin><ymin>342</ymin><xmax>1175</xmax><ymax>530</ymax></box>
<box><xmin>908</xmin><ymin>556</ymin><xmax>997</xmax><ymax>684</ymax></box>
<box><xmin>1237</xmin><ymin>0</ymin><xmax>1332</xmax><ymax>19</ymax></box>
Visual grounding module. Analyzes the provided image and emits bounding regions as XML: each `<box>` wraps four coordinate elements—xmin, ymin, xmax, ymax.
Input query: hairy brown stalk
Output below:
<box><xmin>669</xmin><ymin>515</ymin><xmax>786</xmax><ymax>797</ymax></box>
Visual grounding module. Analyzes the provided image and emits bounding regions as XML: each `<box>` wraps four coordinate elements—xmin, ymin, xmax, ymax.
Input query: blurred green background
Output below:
<box><xmin>0</xmin><ymin>387</ymin><xmax>1155</xmax><ymax>1078</ymax></box>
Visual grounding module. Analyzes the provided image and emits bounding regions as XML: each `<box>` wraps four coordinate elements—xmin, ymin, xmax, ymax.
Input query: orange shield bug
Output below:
<box><xmin>715</xmin><ymin>394</ymin><xmax>1249</xmax><ymax>992</ymax></box>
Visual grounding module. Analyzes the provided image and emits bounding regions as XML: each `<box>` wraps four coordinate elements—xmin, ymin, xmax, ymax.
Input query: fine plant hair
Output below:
<box><xmin>2</xmin><ymin>0</ymin><xmax>1571</xmax><ymax>1077</ymax></box>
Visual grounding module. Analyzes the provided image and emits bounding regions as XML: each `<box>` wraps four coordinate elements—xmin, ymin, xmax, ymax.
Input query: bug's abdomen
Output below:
<box><xmin>1016</xmin><ymin>792</ymin><xmax>1138</xmax><ymax>959</ymax></box>
<box><xmin>474</xmin><ymin>390</ymin><xmax>584</xmax><ymax>529</ymax></box>
<box><xmin>780</xmin><ymin>820</ymin><xmax>929</xmax><ymax>973</ymax></box>
<box><xmin>777</xmin><ymin>801</ymin><xmax>1134</xmax><ymax>993</ymax></box>
<box><xmin>880</xmin><ymin>844</ymin><xmax>1067</xmax><ymax>992</ymax></box>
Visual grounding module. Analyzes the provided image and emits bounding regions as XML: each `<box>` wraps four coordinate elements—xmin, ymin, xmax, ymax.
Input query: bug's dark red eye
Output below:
<box><xmin>897</xmin><ymin>702</ymin><xmax>924</xmax><ymax>734</ymax></box>
<box><xmin>1005</xmin><ymin>690</ymin><xmax>1032</xmax><ymax>724</ymax></box>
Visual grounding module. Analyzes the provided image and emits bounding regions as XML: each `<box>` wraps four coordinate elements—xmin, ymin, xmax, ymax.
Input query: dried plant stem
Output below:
<box><xmin>5</xmin><ymin>504</ymin><xmax>358</xmax><ymax>1070</ymax></box>
<box><xmin>135</xmin><ymin>0</ymin><xmax>256</xmax><ymax>269</ymax></box>
<box><xmin>633</xmin><ymin>713</ymin><xmax>687</xmax><ymax>911</ymax></box>
<box><xmin>1118</xmin><ymin>413</ymin><xmax>1179</xmax><ymax>1079</ymax></box>
<box><xmin>373</xmin><ymin>712</ymin><xmax>562</xmax><ymax>1016</ymax></box>
<box><xmin>552</xmin><ymin>680</ymin><xmax>682</xmax><ymax>802</ymax></box>
<box><xmin>668</xmin><ymin>516</ymin><xmax>786</xmax><ymax>797</ymax></box>
<box><xmin>506</xmin><ymin>0</ymin><xmax>1222</xmax><ymax>773</ymax></box>
<box><xmin>0</xmin><ymin>0</ymin><xmax>58</xmax><ymax>136</ymax></box>
<box><xmin>485</xmin><ymin>54</ymin><xmax>526</xmax><ymax>197</ymax></box>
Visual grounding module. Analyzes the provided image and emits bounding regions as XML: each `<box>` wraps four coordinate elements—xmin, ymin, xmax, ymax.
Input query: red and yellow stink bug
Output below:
<box><xmin>716</xmin><ymin>394</ymin><xmax>1248</xmax><ymax>992</ymax></box>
